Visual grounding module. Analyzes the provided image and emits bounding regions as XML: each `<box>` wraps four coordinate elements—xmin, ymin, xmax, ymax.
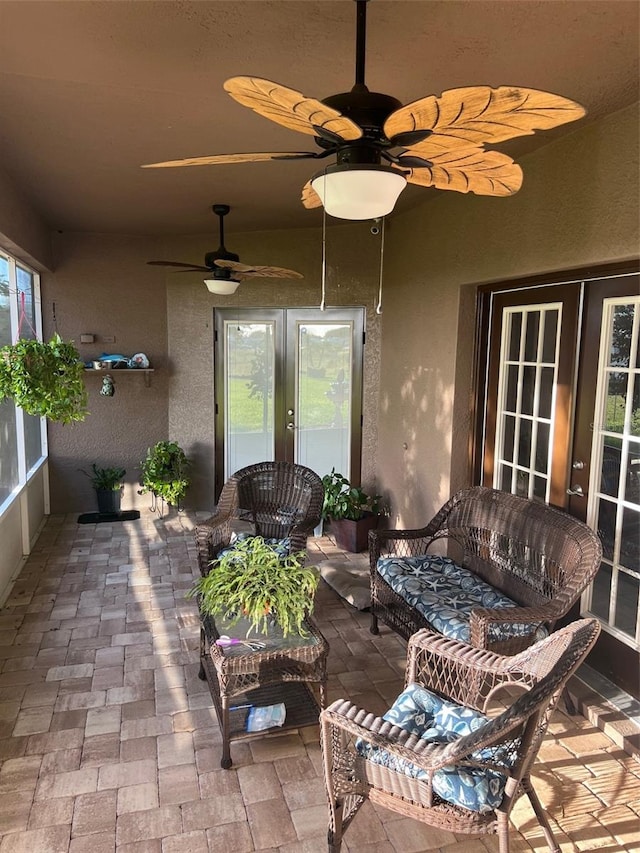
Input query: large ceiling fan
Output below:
<box><xmin>147</xmin><ymin>203</ymin><xmax>303</xmax><ymax>294</ymax></box>
<box><xmin>143</xmin><ymin>0</ymin><xmax>586</xmax><ymax>221</ymax></box>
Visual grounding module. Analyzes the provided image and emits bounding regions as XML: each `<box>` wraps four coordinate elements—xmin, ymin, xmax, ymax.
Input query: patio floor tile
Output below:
<box><xmin>0</xmin><ymin>514</ymin><xmax>638</xmax><ymax>852</ymax></box>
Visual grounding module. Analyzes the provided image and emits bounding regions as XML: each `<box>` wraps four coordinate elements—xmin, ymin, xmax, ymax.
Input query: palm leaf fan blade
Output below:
<box><xmin>384</xmin><ymin>86</ymin><xmax>586</xmax><ymax>146</ymax></box>
<box><xmin>405</xmin><ymin>148</ymin><xmax>523</xmax><ymax>196</ymax></box>
<box><xmin>214</xmin><ymin>259</ymin><xmax>303</xmax><ymax>279</ymax></box>
<box><xmin>142</xmin><ymin>151</ymin><xmax>316</xmax><ymax>168</ymax></box>
<box><xmin>301</xmin><ymin>180</ymin><xmax>323</xmax><ymax>209</ymax></box>
<box><xmin>224</xmin><ymin>76</ymin><xmax>362</xmax><ymax>141</ymax></box>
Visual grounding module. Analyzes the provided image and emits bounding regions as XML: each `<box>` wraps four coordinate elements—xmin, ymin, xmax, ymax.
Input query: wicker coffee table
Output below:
<box><xmin>198</xmin><ymin>611</ymin><xmax>329</xmax><ymax>768</ymax></box>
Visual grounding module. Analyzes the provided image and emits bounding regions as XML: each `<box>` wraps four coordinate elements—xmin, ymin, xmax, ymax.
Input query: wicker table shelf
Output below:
<box><xmin>198</xmin><ymin>612</ymin><xmax>329</xmax><ymax>769</ymax></box>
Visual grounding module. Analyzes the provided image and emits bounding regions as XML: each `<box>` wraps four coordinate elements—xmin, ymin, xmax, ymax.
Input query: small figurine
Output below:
<box><xmin>100</xmin><ymin>374</ymin><xmax>115</xmax><ymax>397</ymax></box>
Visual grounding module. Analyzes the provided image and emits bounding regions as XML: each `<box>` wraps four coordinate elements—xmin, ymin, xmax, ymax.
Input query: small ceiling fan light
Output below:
<box><xmin>204</xmin><ymin>278</ymin><xmax>241</xmax><ymax>295</ymax></box>
<box><xmin>311</xmin><ymin>164</ymin><xmax>407</xmax><ymax>220</ymax></box>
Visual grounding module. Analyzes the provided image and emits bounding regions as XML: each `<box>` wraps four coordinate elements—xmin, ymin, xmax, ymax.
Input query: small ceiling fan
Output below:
<box><xmin>147</xmin><ymin>203</ymin><xmax>303</xmax><ymax>293</ymax></box>
<box><xmin>143</xmin><ymin>0</ymin><xmax>586</xmax><ymax>221</ymax></box>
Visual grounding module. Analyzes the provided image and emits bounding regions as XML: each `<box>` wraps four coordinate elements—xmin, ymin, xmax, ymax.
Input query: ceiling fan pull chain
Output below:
<box><xmin>375</xmin><ymin>216</ymin><xmax>385</xmax><ymax>315</ymax></box>
<box><xmin>320</xmin><ymin>194</ymin><xmax>327</xmax><ymax>311</ymax></box>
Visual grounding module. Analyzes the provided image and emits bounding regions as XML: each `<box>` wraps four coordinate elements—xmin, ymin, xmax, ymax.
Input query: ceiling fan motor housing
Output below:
<box><xmin>322</xmin><ymin>88</ymin><xmax>402</xmax><ymax>143</ymax></box>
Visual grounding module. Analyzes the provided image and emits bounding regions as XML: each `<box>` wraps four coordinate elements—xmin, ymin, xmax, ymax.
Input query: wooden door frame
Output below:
<box><xmin>471</xmin><ymin>260</ymin><xmax>640</xmax><ymax>488</ymax></box>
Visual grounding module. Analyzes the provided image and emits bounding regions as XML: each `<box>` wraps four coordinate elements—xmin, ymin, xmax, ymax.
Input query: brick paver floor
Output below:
<box><xmin>0</xmin><ymin>511</ymin><xmax>638</xmax><ymax>852</ymax></box>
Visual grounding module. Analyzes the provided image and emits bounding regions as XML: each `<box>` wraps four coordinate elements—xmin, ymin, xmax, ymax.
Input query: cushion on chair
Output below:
<box><xmin>376</xmin><ymin>555</ymin><xmax>547</xmax><ymax>643</ymax></box>
<box><xmin>219</xmin><ymin>532</ymin><xmax>292</xmax><ymax>560</ymax></box>
<box><xmin>356</xmin><ymin>683</ymin><xmax>512</xmax><ymax>812</ymax></box>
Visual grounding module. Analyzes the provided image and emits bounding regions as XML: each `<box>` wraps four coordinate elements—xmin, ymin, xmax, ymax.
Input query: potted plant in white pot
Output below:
<box><xmin>81</xmin><ymin>463</ymin><xmax>126</xmax><ymax>514</ymax></box>
<box><xmin>321</xmin><ymin>469</ymin><xmax>382</xmax><ymax>553</ymax></box>
<box><xmin>188</xmin><ymin>535</ymin><xmax>319</xmax><ymax>638</ymax></box>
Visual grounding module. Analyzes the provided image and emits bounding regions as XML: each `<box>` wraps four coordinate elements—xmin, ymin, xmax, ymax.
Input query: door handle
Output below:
<box><xmin>286</xmin><ymin>422</ymin><xmax>296</xmax><ymax>431</ymax></box>
<box><xmin>566</xmin><ymin>485</ymin><xmax>585</xmax><ymax>497</ymax></box>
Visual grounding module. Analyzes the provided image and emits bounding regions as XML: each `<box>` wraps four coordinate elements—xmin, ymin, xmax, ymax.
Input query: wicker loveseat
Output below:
<box><xmin>195</xmin><ymin>460</ymin><xmax>324</xmax><ymax>575</ymax></box>
<box><xmin>320</xmin><ymin>618</ymin><xmax>600</xmax><ymax>853</ymax></box>
<box><xmin>369</xmin><ymin>487</ymin><xmax>602</xmax><ymax>655</ymax></box>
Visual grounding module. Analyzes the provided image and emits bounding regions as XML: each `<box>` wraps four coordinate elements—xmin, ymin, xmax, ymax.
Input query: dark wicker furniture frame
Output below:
<box><xmin>194</xmin><ymin>461</ymin><xmax>326</xmax><ymax>768</ymax></box>
<box><xmin>199</xmin><ymin>612</ymin><xmax>328</xmax><ymax>769</ymax></box>
<box><xmin>369</xmin><ymin>487</ymin><xmax>603</xmax><ymax>655</ymax></box>
<box><xmin>320</xmin><ymin>618</ymin><xmax>600</xmax><ymax>853</ymax></box>
<box><xmin>195</xmin><ymin>460</ymin><xmax>324</xmax><ymax>572</ymax></box>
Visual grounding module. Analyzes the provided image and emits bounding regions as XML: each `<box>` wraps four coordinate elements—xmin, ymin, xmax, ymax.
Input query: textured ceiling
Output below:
<box><xmin>0</xmin><ymin>0</ymin><xmax>638</xmax><ymax>237</ymax></box>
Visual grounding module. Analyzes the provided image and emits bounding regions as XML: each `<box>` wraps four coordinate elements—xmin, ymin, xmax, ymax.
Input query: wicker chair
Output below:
<box><xmin>369</xmin><ymin>487</ymin><xmax>602</xmax><ymax>655</ymax></box>
<box><xmin>320</xmin><ymin>617</ymin><xmax>600</xmax><ymax>853</ymax></box>
<box><xmin>195</xmin><ymin>461</ymin><xmax>324</xmax><ymax>576</ymax></box>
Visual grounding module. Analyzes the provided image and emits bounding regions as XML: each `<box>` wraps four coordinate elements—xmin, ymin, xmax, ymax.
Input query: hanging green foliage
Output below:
<box><xmin>0</xmin><ymin>334</ymin><xmax>88</xmax><ymax>423</ymax></box>
<box><xmin>139</xmin><ymin>440</ymin><xmax>191</xmax><ymax>507</ymax></box>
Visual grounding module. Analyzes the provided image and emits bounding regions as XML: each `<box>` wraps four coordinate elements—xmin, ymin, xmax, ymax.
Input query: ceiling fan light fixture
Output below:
<box><xmin>204</xmin><ymin>278</ymin><xmax>241</xmax><ymax>295</ymax></box>
<box><xmin>310</xmin><ymin>164</ymin><xmax>407</xmax><ymax>220</ymax></box>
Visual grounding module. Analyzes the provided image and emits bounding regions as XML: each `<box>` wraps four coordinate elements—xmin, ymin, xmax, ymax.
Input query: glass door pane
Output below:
<box><xmin>223</xmin><ymin>319</ymin><xmax>277</xmax><ymax>478</ymax></box>
<box><xmin>494</xmin><ymin>304</ymin><xmax>561</xmax><ymax>502</ymax></box>
<box><xmin>294</xmin><ymin>321</ymin><xmax>353</xmax><ymax>477</ymax></box>
<box><xmin>585</xmin><ymin>296</ymin><xmax>640</xmax><ymax>647</ymax></box>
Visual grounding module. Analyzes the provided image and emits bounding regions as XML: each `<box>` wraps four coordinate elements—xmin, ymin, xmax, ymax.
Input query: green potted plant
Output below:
<box><xmin>188</xmin><ymin>535</ymin><xmax>319</xmax><ymax>638</ymax></box>
<box><xmin>139</xmin><ymin>440</ymin><xmax>191</xmax><ymax>512</ymax></box>
<box><xmin>80</xmin><ymin>463</ymin><xmax>126</xmax><ymax>514</ymax></box>
<box><xmin>0</xmin><ymin>334</ymin><xmax>88</xmax><ymax>423</ymax></box>
<box><xmin>321</xmin><ymin>468</ymin><xmax>382</xmax><ymax>553</ymax></box>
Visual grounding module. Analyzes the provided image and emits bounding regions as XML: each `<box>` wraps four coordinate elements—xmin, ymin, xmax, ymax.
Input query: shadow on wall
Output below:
<box><xmin>380</xmin><ymin>364</ymin><xmax>452</xmax><ymax>527</ymax></box>
<box><xmin>183</xmin><ymin>440</ymin><xmax>215</xmax><ymax>512</ymax></box>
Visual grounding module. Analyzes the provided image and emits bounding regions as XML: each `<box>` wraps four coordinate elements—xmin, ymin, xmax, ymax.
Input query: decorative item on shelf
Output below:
<box><xmin>187</xmin><ymin>535</ymin><xmax>319</xmax><ymax>638</ymax></box>
<box><xmin>80</xmin><ymin>463</ymin><xmax>126</xmax><ymax>514</ymax></box>
<box><xmin>100</xmin><ymin>374</ymin><xmax>115</xmax><ymax>397</ymax></box>
<box><xmin>128</xmin><ymin>352</ymin><xmax>150</xmax><ymax>368</ymax></box>
<box><xmin>138</xmin><ymin>440</ymin><xmax>191</xmax><ymax>514</ymax></box>
<box><xmin>0</xmin><ymin>333</ymin><xmax>88</xmax><ymax>423</ymax></box>
<box><xmin>321</xmin><ymin>468</ymin><xmax>382</xmax><ymax>553</ymax></box>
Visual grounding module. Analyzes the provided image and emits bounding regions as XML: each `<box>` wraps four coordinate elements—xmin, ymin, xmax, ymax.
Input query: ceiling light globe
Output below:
<box><xmin>311</xmin><ymin>164</ymin><xmax>407</xmax><ymax>220</ymax></box>
<box><xmin>204</xmin><ymin>278</ymin><xmax>241</xmax><ymax>295</ymax></box>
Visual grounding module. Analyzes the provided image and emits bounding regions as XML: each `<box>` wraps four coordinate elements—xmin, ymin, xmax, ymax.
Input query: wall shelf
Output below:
<box><xmin>84</xmin><ymin>368</ymin><xmax>155</xmax><ymax>387</ymax></box>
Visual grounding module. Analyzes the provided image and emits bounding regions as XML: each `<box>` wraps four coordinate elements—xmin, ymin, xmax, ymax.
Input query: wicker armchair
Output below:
<box><xmin>320</xmin><ymin>617</ymin><xmax>600</xmax><ymax>853</ymax></box>
<box><xmin>369</xmin><ymin>487</ymin><xmax>602</xmax><ymax>654</ymax></box>
<box><xmin>195</xmin><ymin>461</ymin><xmax>324</xmax><ymax>576</ymax></box>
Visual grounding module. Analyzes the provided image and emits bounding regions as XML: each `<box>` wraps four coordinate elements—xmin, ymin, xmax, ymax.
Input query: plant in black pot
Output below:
<box><xmin>139</xmin><ymin>440</ymin><xmax>191</xmax><ymax>513</ymax></box>
<box><xmin>321</xmin><ymin>468</ymin><xmax>382</xmax><ymax>553</ymax></box>
<box><xmin>188</xmin><ymin>535</ymin><xmax>319</xmax><ymax>638</ymax></box>
<box><xmin>81</xmin><ymin>463</ymin><xmax>126</xmax><ymax>514</ymax></box>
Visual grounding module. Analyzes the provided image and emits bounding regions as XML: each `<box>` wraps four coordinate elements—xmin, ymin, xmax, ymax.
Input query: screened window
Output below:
<box><xmin>0</xmin><ymin>251</ymin><xmax>45</xmax><ymax>512</ymax></box>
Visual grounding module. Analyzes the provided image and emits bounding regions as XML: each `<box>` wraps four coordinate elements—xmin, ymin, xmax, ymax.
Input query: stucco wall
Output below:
<box><xmin>165</xmin><ymin>222</ymin><xmax>383</xmax><ymax>510</ymax></box>
<box><xmin>0</xmin><ymin>166</ymin><xmax>52</xmax><ymax>272</ymax></box>
<box><xmin>42</xmin><ymin>222</ymin><xmax>383</xmax><ymax>512</ymax></box>
<box><xmin>42</xmin><ymin>233</ymin><xmax>170</xmax><ymax>513</ymax></box>
<box><xmin>378</xmin><ymin>102</ymin><xmax>640</xmax><ymax>528</ymax></box>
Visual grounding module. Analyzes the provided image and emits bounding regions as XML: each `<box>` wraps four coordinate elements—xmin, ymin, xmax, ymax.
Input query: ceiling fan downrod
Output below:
<box><xmin>354</xmin><ymin>0</ymin><xmax>369</xmax><ymax>89</ymax></box>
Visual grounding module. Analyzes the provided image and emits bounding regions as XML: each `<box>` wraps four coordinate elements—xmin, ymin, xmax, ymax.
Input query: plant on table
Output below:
<box><xmin>0</xmin><ymin>334</ymin><xmax>88</xmax><ymax>423</ymax></box>
<box><xmin>188</xmin><ymin>535</ymin><xmax>319</xmax><ymax>638</ymax></box>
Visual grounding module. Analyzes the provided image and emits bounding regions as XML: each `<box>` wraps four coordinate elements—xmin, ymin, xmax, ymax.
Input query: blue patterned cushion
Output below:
<box><xmin>377</xmin><ymin>555</ymin><xmax>546</xmax><ymax>643</ymax></box>
<box><xmin>356</xmin><ymin>683</ymin><xmax>511</xmax><ymax>812</ymax></box>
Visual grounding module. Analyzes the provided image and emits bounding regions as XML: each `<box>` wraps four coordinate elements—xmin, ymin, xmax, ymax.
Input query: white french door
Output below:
<box><xmin>214</xmin><ymin>308</ymin><xmax>364</xmax><ymax>494</ymax></box>
<box><xmin>478</xmin><ymin>266</ymin><xmax>640</xmax><ymax>698</ymax></box>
